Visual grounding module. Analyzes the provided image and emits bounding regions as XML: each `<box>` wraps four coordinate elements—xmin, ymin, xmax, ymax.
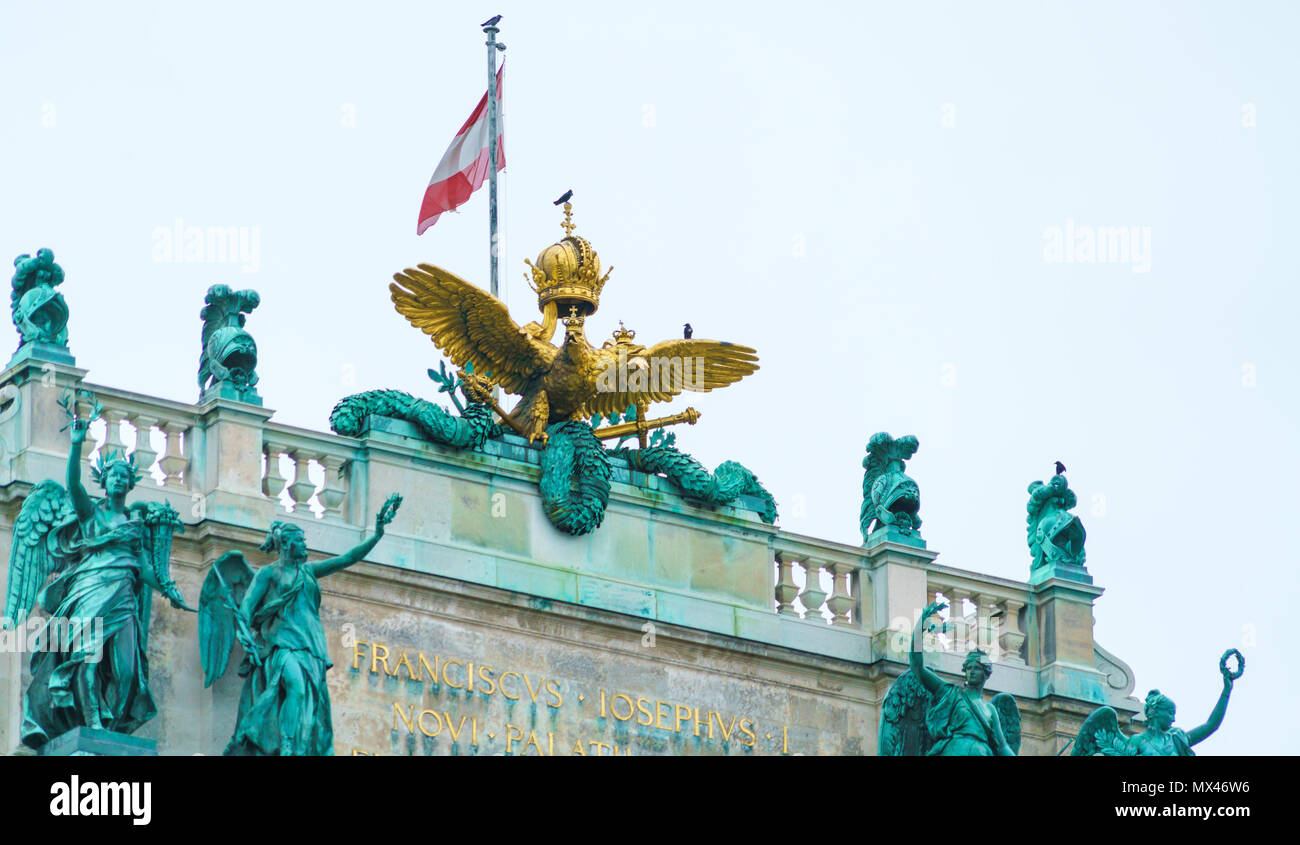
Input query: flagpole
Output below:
<box><xmin>483</xmin><ymin>16</ymin><xmax>505</xmax><ymax>299</ymax></box>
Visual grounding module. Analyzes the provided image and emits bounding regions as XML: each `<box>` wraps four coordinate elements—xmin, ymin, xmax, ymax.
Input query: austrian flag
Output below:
<box><xmin>417</xmin><ymin>66</ymin><xmax>505</xmax><ymax>235</ymax></box>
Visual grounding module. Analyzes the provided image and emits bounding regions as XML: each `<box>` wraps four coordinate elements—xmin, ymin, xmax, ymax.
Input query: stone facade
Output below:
<box><xmin>0</xmin><ymin>357</ymin><xmax>1140</xmax><ymax>755</ymax></box>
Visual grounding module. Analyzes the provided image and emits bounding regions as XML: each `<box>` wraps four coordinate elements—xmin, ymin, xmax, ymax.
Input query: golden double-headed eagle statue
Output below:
<box><xmin>390</xmin><ymin>201</ymin><xmax>759</xmax><ymax>446</ymax></box>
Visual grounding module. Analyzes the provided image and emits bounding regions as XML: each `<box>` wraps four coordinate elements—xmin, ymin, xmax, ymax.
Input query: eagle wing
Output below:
<box><xmin>586</xmin><ymin>338</ymin><xmax>759</xmax><ymax>417</ymax></box>
<box><xmin>390</xmin><ymin>264</ymin><xmax>556</xmax><ymax>396</ymax></box>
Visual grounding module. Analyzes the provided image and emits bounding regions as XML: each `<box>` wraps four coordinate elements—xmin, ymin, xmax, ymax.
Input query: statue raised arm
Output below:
<box><xmin>880</xmin><ymin>602</ymin><xmax>1019</xmax><ymax>756</ymax></box>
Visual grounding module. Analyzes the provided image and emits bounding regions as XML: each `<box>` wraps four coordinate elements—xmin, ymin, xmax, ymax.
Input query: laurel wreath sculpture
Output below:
<box><xmin>329</xmin><ymin>362</ymin><xmax>777</xmax><ymax>536</ymax></box>
<box><xmin>1220</xmin><ymin>648</ymin><xmax>1245</xmax><ymax>681</ymax></box>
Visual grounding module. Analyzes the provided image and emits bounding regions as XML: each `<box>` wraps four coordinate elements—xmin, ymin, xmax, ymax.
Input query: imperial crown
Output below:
<box><xmin>524</xmin><ymin>201</ymin><xmax>611</xmax><ymax>317</ymax></box>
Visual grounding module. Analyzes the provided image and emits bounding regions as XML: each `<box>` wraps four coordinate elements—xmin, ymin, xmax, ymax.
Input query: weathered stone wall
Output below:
<box><xmin>324</xmin><ymin>565</ymin><xmax>880</xmax><ymax>757</ymax></box>
<box><xmin>0</xmin><ymin>359</ymin><xmax>1140</xmax><ymax>756</ymax></box>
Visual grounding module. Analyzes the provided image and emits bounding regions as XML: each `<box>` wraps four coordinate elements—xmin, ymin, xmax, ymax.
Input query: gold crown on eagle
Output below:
<box><xmin>524</xmin><ymin>201</ymin><xmax>612</xmax><ymax>317</ymax></box>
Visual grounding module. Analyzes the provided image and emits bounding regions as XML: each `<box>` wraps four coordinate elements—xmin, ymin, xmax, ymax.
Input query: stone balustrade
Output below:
<box><xmin>926</xmin><ymin>565</ymin><xmax>1030</xmax><ymax>666</ymax></box>
<box><xmin>0</xmin><ymin>356</ymin><xmax>1139</xmax><ymax>735</ymax></box>
<box><xmin>80</xmin><ymin>386</ymin><xmax>199</xmax><ymax>493</ymax></box>
<box><xmin>262</xmin><ymin>424</ymin><xmax>354</xmax><ymax>522</ymax></box>
<box><xmin>772</xmin><ymin>545</ymin><xmax>863</xmax><ymax>628</ymax></box>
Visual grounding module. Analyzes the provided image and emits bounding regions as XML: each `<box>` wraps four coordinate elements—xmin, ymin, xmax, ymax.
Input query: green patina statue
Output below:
<box><xmin>879</xmin><ymin>601</ymin><xmax>1020</xmax><ymax>756</ymax></box>
<box><xmin>860</xmin><ymin>432</ymin><xmax>921</xmax><ymax>542</ymax></box>
<box><xmin>199</xmin><ymin>493</ymin><xmax>402</xmax><ymax>755</ymax></box>
<box><xmin>1073</xmin><ymin>649</ymin><xmax>1243</xmax><ymax>756</ymax></box>
<box><xmin>10</xmin><ymin>248</ymin><xmax>70</xmax><ymax>350</ymax></box>
<box><xmin>1027</xmin><ymin>471</ymin><xmax>1086</xmax><ymax>573</ymax></box>
<box><xmin>3</xmin><ymin>394</ymin><xmax>190</xmax><ymax>749</ymax></box>
<box><xmin>199</xmin><ymin>284</ymin><xmax>260</xmax><ymax>403</ymax></box>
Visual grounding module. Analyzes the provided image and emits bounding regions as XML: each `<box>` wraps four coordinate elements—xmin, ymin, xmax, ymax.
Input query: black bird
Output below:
<box><xmin>1054</xmin><ymin>461</ymin><xmax>1067</xmax><ymax>476</ymax></box>
<box><xmin>481</xmin><ymin>15</ymin><xmax>502</xmax><ymax>27</ymax></box>
<box><xmin>683</xmin><ymin>323</ymin><xmax>693</xmax><ymax>339</ymax></box>
<box><xmin>554</xmin><ymin>189</ymin><xmax>573</xmax><ymax>206</ymax></box>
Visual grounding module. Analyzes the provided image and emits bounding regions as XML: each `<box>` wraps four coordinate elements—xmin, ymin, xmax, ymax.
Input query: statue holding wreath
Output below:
<box><xmin>1073</xmin><ymin>649</ymin><xmax>1244</xmax><ymax>756</ymax></box>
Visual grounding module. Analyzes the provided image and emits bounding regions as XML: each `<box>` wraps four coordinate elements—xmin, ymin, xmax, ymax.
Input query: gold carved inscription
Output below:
<box><xmin>349</xmin><ymin>639</ymin><xmax>795</xmax><ymax>756</ymax></box>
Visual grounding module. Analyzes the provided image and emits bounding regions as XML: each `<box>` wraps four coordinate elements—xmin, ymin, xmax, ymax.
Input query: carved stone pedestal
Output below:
<box><xmin>1029</xmin><ymin>560</ymin><xmax>1092</xmax><ymax>586</ymax></box>
<box><xmin>200</xmin><ymin>378</ymin><xmax>261</xmax><ymax>406</ymax></box>
<box><xmin>5</xmin><ymin>341</ymin><xmax>75</xmax><ymax>370</ymax></box>
<box><xmin>864</xmin><ymin>525</ymin><xmax>926</xmax><ymax>550</ymax></box>
<box><xmin>39</xmin><ymin>727</ymin><xmax>158</xmax><ymax>757</ymax></box>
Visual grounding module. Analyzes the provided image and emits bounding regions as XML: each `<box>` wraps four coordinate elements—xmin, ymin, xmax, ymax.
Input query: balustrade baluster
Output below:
<box><xmin>318</xmin><ymin>455</ymin><xmax>348</xmax><ymax>520</ymax></box>
<box><xmin>131</xmin><ymin>416</ymin><xmax>159</xmax><ymax>484</ymax></box>
<box><xmin>287</xmin><ymin>450</ymin><xmax>318</xmax><ymax>516</ymax></box>
<box><xmin>826</xmin><ymin>562</ymin><xmax>854</xmax><ymax>626</ymax></box>
<box><xmin>263</xmin><ymin>441</ymin><xmax>288</xmax><ymax>506</ymax></box>
<box><xmin>974</xmin><ymin>594</ymin><xmax>998</xmax><ymax>655</ymax></box>
<box><xmin>950</xmin><ymin>589</ymin><xmax>972</xmax><ymax>649</ymax></box>
<box><xmin>102</xmin><ymin>410</ymin><xmax>128</xmax><ymax>455</ymax></box>
<box><xmin>800</xmin><ymin>558</ymin><xmax>827</xmax><ymax>622</ymax></box>
<box><xmin>159</xmin><ymin>422</ymin><xmax>188</xmax><ymax>489</ymax></box>
<box><xmin>774</xmin><ymin>552</ymin><xmax>799</xmax><ymax>616</ymax></box>
<box><xmin>998</xmin><ymin>598</ymin><xmax>1027</xmax><ymax>665</ymax></box>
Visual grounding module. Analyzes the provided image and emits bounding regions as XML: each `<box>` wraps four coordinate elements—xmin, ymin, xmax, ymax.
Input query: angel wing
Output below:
<box><xmin>991</xmin><ymin>692</ymin><xmax>1022</xmax><ymax>755</ymax></box>
<box><xmin>390</xmin><ymin>264</ymin><xmax>556</xmax><ymax>396</ymax></box>
<box><xmin>586</xmin><ymin>338</ymin><xmax>759</xmax><ymax>417</ymax></box>
<box><xmin>4</xmin><ymin>480</ymin><xmax>79</xmax><ymax>625</ymax></box>
<box><xmin>1072</xmin><ymin>705</ymin><xmax>1130</xmax><ymax>756</ymax></box>
<box><xmin>879</xmin><ymin>669</ymin><xmax>934</xmax><ymax>756</ymax></box>
<box><xmin>198</xmin><ymin>551</ymin><xmax>256</xmax><ymax>686</ymax></box>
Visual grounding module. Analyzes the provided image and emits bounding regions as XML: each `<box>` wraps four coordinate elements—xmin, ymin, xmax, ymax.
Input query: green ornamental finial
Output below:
<box><xmin>1026</xmin><ymin>469</ymin><xmax>1086</xmax><ymax>572</ymax></box>
<box><xmin>10</xmin><ymin>248</ymin><xmax>70</xmax><ymax>349</ymax></box>
<box><xmin>199</xmin><ymin>284</ymin><xmax>260</xmax><ymax>402</ymax></box>
<box><xmin>860</xmin><ymin>432</ymin><xmax>921</xmax><ymax>541</ymax></box>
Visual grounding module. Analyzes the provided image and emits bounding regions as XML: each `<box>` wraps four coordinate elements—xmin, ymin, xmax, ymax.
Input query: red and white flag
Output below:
<box><xmin>417</xmin><ymin>66</ymin><xmax>505</xmax><ymax>235</ymax></box>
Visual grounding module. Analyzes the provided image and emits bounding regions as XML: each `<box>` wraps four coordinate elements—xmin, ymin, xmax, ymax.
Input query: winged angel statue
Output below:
<box><xmin>1072</xmin><ymin>649</ymin><xmax>1242</xmax><ymax>756</ymax></box>
<box><xmin>880</xmin><ymin>602</ymin><xmax>1020</xmax><ymax>756</ymax></box>
<box><xmin>3</xmin><ymin>394</ymin><xmax>189</xmax><ymax>749</ymax></box>
<box><xmin>198</xmin><ymin>493</ymin><xmax>401</xmax><ymax>755</ymax></box>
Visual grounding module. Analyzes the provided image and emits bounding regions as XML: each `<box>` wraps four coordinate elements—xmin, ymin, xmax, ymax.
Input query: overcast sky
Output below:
<box><xmin>2</xmin><ymin>1</ymin><xmax>1296</xmax><ymax>754</ymax></box>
